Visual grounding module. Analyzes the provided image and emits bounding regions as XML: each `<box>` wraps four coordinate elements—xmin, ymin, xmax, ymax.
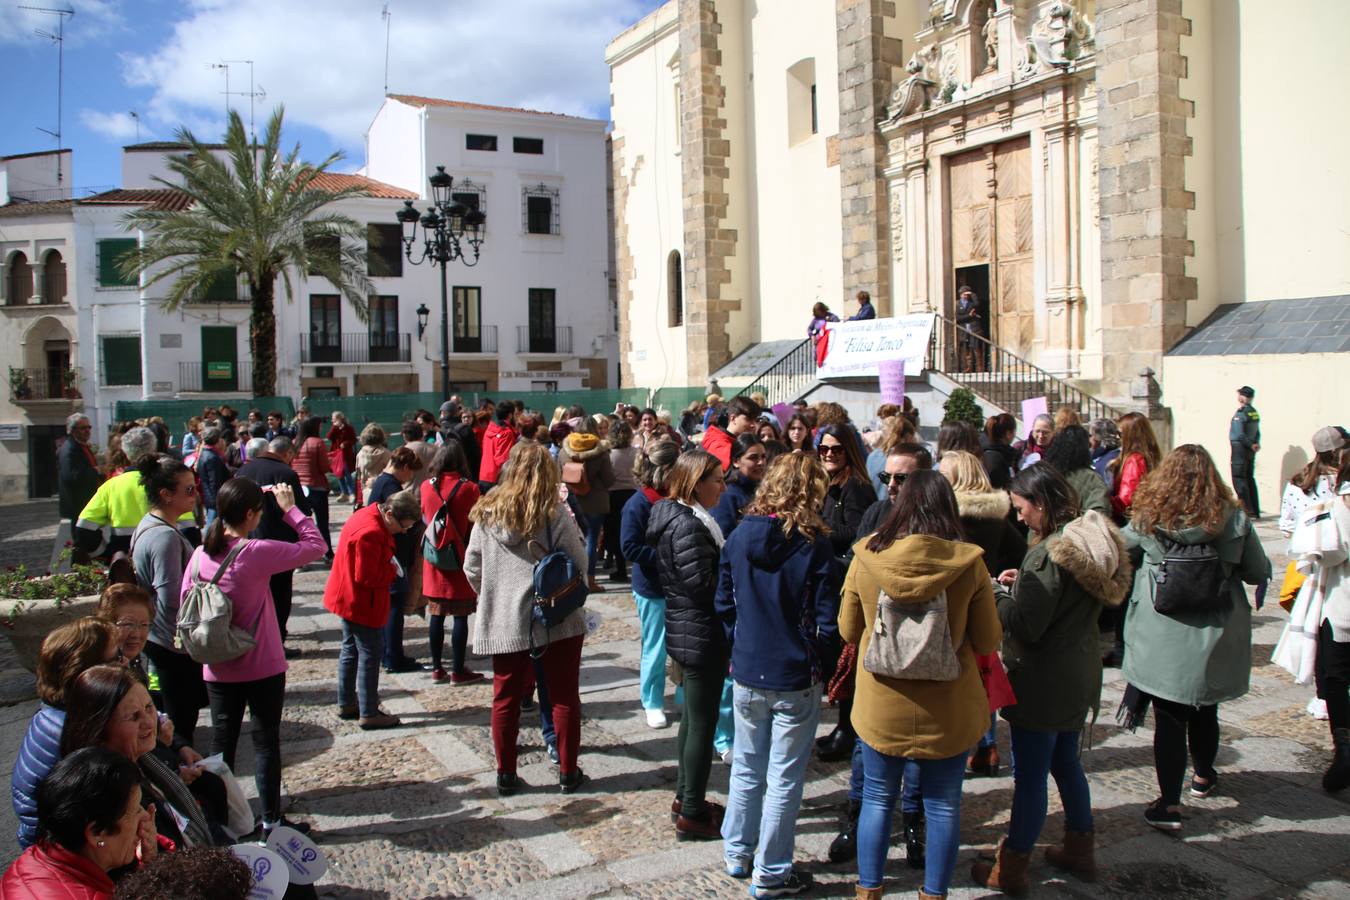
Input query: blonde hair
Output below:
<box><xmin>470</xmin><ymin>441</ymin><xmax>560</xmax><ymax>536</ymax></box>
<box><xmin>880</xmin><ymin>413</ymin><xmax>918</xmax><ymax>453</ymax></box>
<box><xmin>938</xmin><ymin>450</ymin><xmax>994</xmax><ymax>494</ymax></box>
<box><xmin>745</xmin><ymin>453</ymin><xmax>830</xmax><ymax>541</ymax></box>
<box><xmin>550</xmin><ymin>405</ymin><xmax>567</xmax><ymax>428</ymax></box>
<box><xmin>665</xmin><ymin>450</ymin><xmax>723</xmax><ymax>505</ymax></box>
<box><xmin>1054</xmin><ymin>405</ymin><xmax>1081</xmax><ymax>432</ymax></box>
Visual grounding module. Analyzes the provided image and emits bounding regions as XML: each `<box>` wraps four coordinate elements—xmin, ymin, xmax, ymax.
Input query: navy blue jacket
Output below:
<box><xmin>715</xmin><ymin>516</ymin><xmax>841</xmax><ymax>692</ymax></box>
<box><xmin>11</xmin><ymin>703</ymin><xmax>64</xmax><ymax>848</ymax></box>
<box><xmin>621</xmin><ymin>489</ymin><xmax>663</xmax><ymax>599</ymax></box>
<box><xmin>197</xmin><ymin>446</ymin><xmax>231</xmax><ymax>509</ymax></box>
<box><xmin>710</xmin><ymin>476</ymin><xmax>757</xmax><ymax>538</ymax></box>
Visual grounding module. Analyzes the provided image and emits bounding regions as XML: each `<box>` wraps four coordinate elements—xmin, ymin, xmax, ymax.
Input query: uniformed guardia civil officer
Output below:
<box><xmin>1230</xmin><ymin>385</ymin><xmax>1261</xmax><ymax>517</ymax></box>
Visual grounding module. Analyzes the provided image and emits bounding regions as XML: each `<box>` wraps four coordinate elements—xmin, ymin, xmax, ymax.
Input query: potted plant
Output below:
<box><xmin>0</xmin><ymin>555</ymin><xmax>106</xmax><ymax>673</ymax></box>
<box><xmin>8</xmin><ymin>367</ymin><xmax>32</xmax><ymax>401</ymax></box>
<box><xmin>61</xmin><ymin>367</ymin><xmax>82</xmax><ymax>400</ymax></box>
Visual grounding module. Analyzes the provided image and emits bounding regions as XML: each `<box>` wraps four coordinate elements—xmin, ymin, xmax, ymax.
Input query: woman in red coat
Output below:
<box><xmin>327</xmin><ymin>411</ymin><xmax>359</xmax><ymax>503</ymax></box>
<box><xmin>420</xmin><ymin>438</ymin><xmax>483</xmax><ymax>685</ymax></box>
<box><xmin>322</xmin><ymin>489</ymin><xmax>423</xmax><ymax>729</ymax></box>
<box><xmin>293</xmin><ymin>415</ymin><xmax>334</xmax><ymax>558</ymax></box>
<box><xmin>2</xmin><ymin>747</ymin><xmax>155</xmax><ymax>900</ymax></box>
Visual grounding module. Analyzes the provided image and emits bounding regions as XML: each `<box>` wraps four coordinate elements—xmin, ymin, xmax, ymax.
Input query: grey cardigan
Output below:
<box><xmin>132</xmin><ymin>513</ymin><xmax>196</xmax><ymax>651</ymax></box>
<box><xmin>465</xmin><ymin>505</ymin><xmax>588</xmax><ymax>656</ymax></box>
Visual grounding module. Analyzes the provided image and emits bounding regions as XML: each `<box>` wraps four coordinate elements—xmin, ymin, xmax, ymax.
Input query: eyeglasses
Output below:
<box><xmin>114</xmin><ymin>621</ymin><xmax>151</xmax><ymax>633</ymax></box>
<box><xmin>818</xmin><ymin>444</ymin><xmax>845</xmax><ymax>456</ymax></box>
<box><xmin>180</xmin><ymin>484</ymin><xmax>197</xmax><ymax>495</ymax></box>
<box><xmin>877</xmin><ymin>472</ymin><xmax>908</xmax><ymax>486</ymax></box>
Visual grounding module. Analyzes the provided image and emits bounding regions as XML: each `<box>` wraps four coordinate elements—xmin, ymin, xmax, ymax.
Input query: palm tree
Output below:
<box><xmin>120</xmin><ymin>105</ymin><xmax>372</xmax><ymax>397</ymax></box>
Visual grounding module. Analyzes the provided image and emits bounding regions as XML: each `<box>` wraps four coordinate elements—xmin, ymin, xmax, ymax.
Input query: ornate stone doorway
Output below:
<box><xmin>947</xmin><ymin>135</ymin><xmax>1034</xmax><ymax>357</ymax></box>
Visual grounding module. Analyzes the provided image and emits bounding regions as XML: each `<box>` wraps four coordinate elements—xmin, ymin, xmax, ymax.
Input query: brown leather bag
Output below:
<box><xmin>561</xmin><ymin>460</ymin><xmax>591</xmax><ymax>496</ymax></box>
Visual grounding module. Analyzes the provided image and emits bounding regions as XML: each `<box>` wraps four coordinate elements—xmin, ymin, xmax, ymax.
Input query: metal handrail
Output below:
<box><xmin>739</xmin><ymin>338</ymin><xmax>816</xmax><ymax>406</ymax></box>
<box><xmin>928</xmin><ymin>314</ymin><xmax>1124</xmax><ymax>422</ymax></box>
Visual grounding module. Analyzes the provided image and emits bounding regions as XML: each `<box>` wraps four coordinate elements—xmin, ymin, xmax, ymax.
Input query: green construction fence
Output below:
<box><xmin>113</xmin><ymin>397</ymin><xmax>296</xmax><ymax>433</ymax></box>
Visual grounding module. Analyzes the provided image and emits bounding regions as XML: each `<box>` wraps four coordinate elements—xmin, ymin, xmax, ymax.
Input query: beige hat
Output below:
<box><xmin>1312</xmin><ymin>426</ymin><xmax>1346</xmax><ymax>454</ymax></box>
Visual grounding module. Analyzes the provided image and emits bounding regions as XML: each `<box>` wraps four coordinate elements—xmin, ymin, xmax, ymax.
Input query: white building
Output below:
<box><xmin>0</xmin><ymin>95</ymin><xmax>614</xmax><ymax>505</ymax></box>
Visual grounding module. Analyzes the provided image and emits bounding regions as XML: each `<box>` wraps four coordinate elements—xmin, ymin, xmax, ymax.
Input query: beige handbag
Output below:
<box><xmin>862</xmin><ymin>589</ymin><xmax>961</xmax><ymax>681</ymax></box>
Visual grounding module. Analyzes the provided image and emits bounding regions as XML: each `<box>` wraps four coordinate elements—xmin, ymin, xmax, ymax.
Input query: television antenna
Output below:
<box><xmin>128</xmin><ymin>110</ymin><xmax>141</xmax><ymax>142</ymax></box>
<box><xmin>20</xmin><ymin>4</ymin><xmax>75</xmax><ymax>183</ymax></box>
<box><xmin>382</xmin><ymin>3</ymin><xmax>392</xmax><ymax>95</ymax></box>
<box><xmin>212</xmin><ymin>59</ymin><xmax>265</xmax><ymax>142</ymax></box>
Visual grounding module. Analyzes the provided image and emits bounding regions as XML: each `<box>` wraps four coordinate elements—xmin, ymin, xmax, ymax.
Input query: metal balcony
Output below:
<box><xmin>301</xmin><ymin>332</ymin><xmax>412</xmax><ymax>364</ymax></box>
<box><xmin>515</xmin><ymin>326</ymin><xmax>572</xmax><ymax>355</ymax></box>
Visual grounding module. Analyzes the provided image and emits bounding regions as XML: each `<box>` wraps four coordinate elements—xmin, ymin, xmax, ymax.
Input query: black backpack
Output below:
<box><xmin>1152</xmin><ymin>534</ymin><xmax>1230</xmax><ymax>617</ymax></box>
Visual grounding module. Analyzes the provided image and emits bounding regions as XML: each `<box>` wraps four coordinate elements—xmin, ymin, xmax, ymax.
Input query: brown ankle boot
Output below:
<box><xmin>970</xmin><ymin>839</ymin><xmax>1031</xmax><ymax>895</ymax></box>
<box><xmin>967</xmin><ymin>744</ymin><xmax>1000</xmax><ymax>777</ymax></box>
<box><xmin>917</xmin><ymin>890</ymin><xmax>945</xmax><ymax>899</ymax></box>
<box><xmin>1044</xmin><ymin>829</ymin><xmax>1096</xmax><ymax>881</ymax></box>
<box><xmin>854</xmin><ymin>885</ymin><xmax>883</xmax><ymax>900</ymax></box>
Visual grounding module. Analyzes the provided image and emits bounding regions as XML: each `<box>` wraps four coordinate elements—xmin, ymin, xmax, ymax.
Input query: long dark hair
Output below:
<box><xmin>785</xmin><ymin>414</ymin><xmax>814</xmax><ymax>451</ymax></box>
<box><xmin>37</xmin><ymin>747</ymin><xmax>143</xmax><ymax>853</ymax></box>
<box><xmin>728</xmin><ymin>433</ymin><xmax>765</xmax><ymax>486</ymax></box>
<box><xmin>1041</xmin><ymin>424</ymin><xmax>1092</xmax><ymax>475</ymax></box>
<box><xmin>59</xmin><ymin>664</ymin><xmax>139</xmax><ymax>757</ymax></box>
<box><xmin>137</xmin><ymin>453</ymin><xmax>190</xmax><ymax>509</ymax></box>
<box><xmin>937</xmin><ymin>422</ymin><xmax>981</xmax><ymax>459</ymax></box>
<box><xmin>429</xmin><ymin>436</ymin><xmax>471</xmax><ymax>480</ymax></box>
<box><xmin>867</xmin><ymin>469</ymin><xmax>966</xmax><ymax>552</ymax></box>
<box><xmin>1292</xmin><ymin>448</ymin><xmax>1341</xmax><ymax>494</ymax></box>
<box><xmin>203</xmin><ymin>477</ymin><xmax>264</xmax><ymax>556</ymax></box>
<box><xmin>1009</xmin><ymin>462</ymin><xmax>1081</xmax><ymax>537</ymax></box>
<box><xmin>298</xmin><ymin>415</ymin><xmax>323</xmax><ymax>441</ymax></box>
<box><xmin>815</xmin><ymin>423</ymin><xmax>867</xmax><ymax>486</ymax></box>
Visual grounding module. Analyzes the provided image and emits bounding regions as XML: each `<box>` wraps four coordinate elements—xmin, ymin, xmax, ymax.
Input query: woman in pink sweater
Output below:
<box><xmin>180</xmin><ymin>477</ymin><xmax>325</xmax><ymax>840</ymax></box>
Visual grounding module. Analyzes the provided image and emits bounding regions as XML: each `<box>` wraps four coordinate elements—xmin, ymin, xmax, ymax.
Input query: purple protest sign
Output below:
<box><xmin>878</xmin><ymin>360</ymin><xmax>906</xmax><ymax>406</ymax></box>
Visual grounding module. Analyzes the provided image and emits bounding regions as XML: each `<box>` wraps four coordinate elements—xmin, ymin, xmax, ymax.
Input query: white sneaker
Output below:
<box><xmin>645</xmin><ymin>708</ymin><xmax>668</xmax><ymax>729</ymax></box>
<box><xmin>720</xmin><ymin>747</ymin><xmax>733</xmax><ymax>765</ymax></box>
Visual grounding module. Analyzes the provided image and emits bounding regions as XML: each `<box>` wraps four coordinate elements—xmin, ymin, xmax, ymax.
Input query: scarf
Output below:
<box><xmin>139</xmin><ymin>753</ymin><xmax>213</xmax><ymax>848</ymax></box>
<box><xmin>681</xmin><ymin>499</ymin><xmax>725</xmax><ymax>548</ymax></box>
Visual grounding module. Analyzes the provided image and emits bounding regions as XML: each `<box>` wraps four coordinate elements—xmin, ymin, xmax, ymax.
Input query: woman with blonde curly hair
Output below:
<box><xmin>354</xmin><ymin>423</ymin><xmax>392</xmax><ymax>504</ymax></box>
<box><xmin>716</xmin><ymin>454</ymin><xmax>840</xmax><ymax>892</ymax></box>
<box><xmin>1119</xmin><ymin>444</ymin><xmax>1270</xmax><ymax>833</ymax></box>
<box><xmin>465</xmin><ymin>441</ymin><xmax>588</xmax><ymax>796</ymax></box>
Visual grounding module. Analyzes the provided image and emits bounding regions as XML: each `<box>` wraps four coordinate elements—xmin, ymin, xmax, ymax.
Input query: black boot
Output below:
<box><xmin>827</xmin><ymin>799</ymin><xmax>861</xmax><ymax>864</ymax></box>
<box><xmin>818</xmin><ymin>698</ymin><xmax>855</xmax><ymax>762</ymax></box>
<box><xmin>1325</xmin><ymin>727</ymin><xmax>1350</xmax><ymax>792</ymax></box>
<box><xmin>902</xmin><ymin>810</ymin><xmax>926</xmax><ymax>870</ymax></box>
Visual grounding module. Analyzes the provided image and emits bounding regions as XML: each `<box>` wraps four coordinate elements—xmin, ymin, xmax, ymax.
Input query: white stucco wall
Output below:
<box><xmin>607</xmin><ymin>3</ymin><xmax>688</xmax><ymax>391</ymax></box>
<box><xmin>1164</xmin><ymin>353</ymin><xmax>1349</xmax><ymax>515</ymax></box>
<box><xmin>1207</xmin><ymin>0</ymin><xmax>1350</xmax><ymax>304</ymax></box>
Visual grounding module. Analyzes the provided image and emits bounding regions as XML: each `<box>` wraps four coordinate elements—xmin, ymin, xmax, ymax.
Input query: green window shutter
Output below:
<box><xmin>102</xmin><ymin>336</ymin><xmax>142</xmax><ymax>385</ymax></box>
<box><xmin>97</xmin><ymin>239</ymin><xmax>138</xmax><ymax>287</ymax></box>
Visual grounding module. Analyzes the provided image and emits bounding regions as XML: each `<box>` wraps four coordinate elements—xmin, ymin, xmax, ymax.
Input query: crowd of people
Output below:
<box><xmin>13</xmin><ymin>386</ymin><xmax>1350</xmax><ymax>899</ymax></box>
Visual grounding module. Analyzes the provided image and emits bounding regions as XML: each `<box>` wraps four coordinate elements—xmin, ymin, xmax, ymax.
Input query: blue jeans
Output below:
<box><xmin>848</xmin><ymin>738</ymin><xmax>921</xmax><ymax>815</ymax></box>
<box><xmin>979</xmin><ymin>712</ymin><xmax>997</xmax><ymax>750</ymax></box>
<box><xmin>714</xmin><ymin>676</ymin><xmax>734</xmax><ymax>754</ymax></box>
<box><xmin>722</xmin><ymin>684</ymin><xmax>821</xmax><ymax>886</ymax></box>
<box><xmin>584</xmin><ymin>513</ymin><xmax>605</xmax><ymax>577</ymax></box>
<box><xmin>337</xmin><ymin>619</ymin><xmax>385</xmax><ymax>718</ymax></box>
<box><xmin>534</xmin><ymin>655</ymin><xmax>556</xmax><ymax>749</ymax></box>
<box><xmin>634</xmin><ymin>593</ymin><xmax>668</xmax><ymax>711</ymax></box>
<box><xmin>1007</xmin><ymin>726</ymin><xmax>1093</xmax><ymax>853</ymax></box>
<box><xmin>338</xmin><ymin>472</ymin><xmax>355</xmax><ymax>496</ymax></box>
<box><xmin>858</xmin><ymin>742</ymin><xmax>966</xmax><ymax>895</ymax></box>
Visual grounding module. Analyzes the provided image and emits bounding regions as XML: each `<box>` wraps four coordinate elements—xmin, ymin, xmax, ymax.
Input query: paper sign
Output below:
<box><xmin>266</xmin><ymin>825</ymin><xmax>329</xmax><ymax>886</ymax></box>
<box><xmin>816</xmin><ymin>314</ymin><xmax>936</xmax><ymax>379</ymax></box>
<box><xmin>231</xmin><ymin>845</ymin><xmax>290</xmax><ymax>899</ymax></box>
<box><xmin>878</xmin><ymin>360</ymin><xmax>906</xmax><ymax>406</ymax></box>
<box><xmin>771</xmin><ymin>403</ymin><xmax>794</xmax><ymax>427</ymax></box>
<box><xmin>1020</xmin><ymin>396</ymin><xmax>1049</xmax><ymax>427</ymax></box>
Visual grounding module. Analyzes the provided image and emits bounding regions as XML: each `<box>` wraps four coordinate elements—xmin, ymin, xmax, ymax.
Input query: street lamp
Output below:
<box><xmin>415</xmin><ymin>303</ymin><xmax>430</xmax><ymax>340</ymax></box>
<box><xmin>397</xmin><ymin>165</ymin><xmax>486</xmax><ymax>404</ymax></box>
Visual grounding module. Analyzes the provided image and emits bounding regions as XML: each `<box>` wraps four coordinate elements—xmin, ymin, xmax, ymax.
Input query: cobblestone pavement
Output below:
<box><xmin>1</xmin><ymin>504</ymin><xmax>1349</xmax><ymax>897</ymax></box>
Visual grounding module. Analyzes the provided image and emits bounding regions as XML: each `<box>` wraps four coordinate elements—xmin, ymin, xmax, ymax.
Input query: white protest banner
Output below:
<box><xmin>817</xmin><ymin>314</ymin><xmax>935</xmax><ymax>379</ymax></box>
<box><xmin>266</xmin><ymin>824</ymin><xmax>329</xmax><ymax>886</ymax></box>
<box><xmin>232</xmin><ymin>845</ymin><xmax>290</xmax><ymax>899</ymax></box>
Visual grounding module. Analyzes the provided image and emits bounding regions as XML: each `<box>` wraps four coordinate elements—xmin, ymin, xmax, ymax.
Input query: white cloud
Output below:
<box><xmin>0</xmin><ymin>1</ymin><xmax>125</xmax><ymax>48</ymax></box>
<box><xmin>78</xmin><ymin>109</ymin><xmax>143</xmax><ymax>141</ymax></box>
<box><xmin>118</xmin><ymin>0</ymin><xmax>657</xmax><ymax>159</ymax></box>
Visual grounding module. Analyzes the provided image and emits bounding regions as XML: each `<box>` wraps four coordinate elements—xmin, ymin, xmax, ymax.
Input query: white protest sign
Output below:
<box><xmin>817</xmin><ymin>314</ymin><xmax>935</xmax><ymax>379</ymax></box>
<box><xmin>267</xmin><ymin>824</ymin><xmax>329</xmax><ymax>886</ymax></box>
<box><xmin>231</xmin><ymin>844</ymin><xmax>290</xmax><ymax>899</ymax></box>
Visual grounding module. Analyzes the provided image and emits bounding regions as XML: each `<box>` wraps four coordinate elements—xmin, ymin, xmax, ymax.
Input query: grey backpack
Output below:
<box><xmin>176</xmin><ymin>541</ymin><xmax>264</xmax><ymax>664</ymax></box>
<box><xmin>862</xmin><ymin>589</ymin><xmax>962</xmax><ymax>682</ymax></box>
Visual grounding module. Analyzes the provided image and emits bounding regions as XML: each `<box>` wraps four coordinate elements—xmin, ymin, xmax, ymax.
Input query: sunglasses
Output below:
<box><xmin>877</xmin><ymin>472</ymin><xmax>908</xmax><ymax>486</ymax></box>
<box><xmin>818</xmin><ymin>444</ymin><xmax>846</xmax><ymax>456</ymax></box>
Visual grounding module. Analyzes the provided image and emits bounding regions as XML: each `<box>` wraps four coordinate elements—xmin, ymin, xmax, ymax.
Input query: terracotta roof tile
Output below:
<box><xmin>386</xmin><ymin>93</ymin><xmax>571</xmax><ymax>119</ymax></box>
<box><xmin>304</xmin><ymin>172</ymin><xmax>417</xmax><ymax>199</ymax></box>
<box><xmin>79</xmin><ymin>188</ymin><xmax>194</xmax><ymax>211</ymax></box>
<box><xmin>0</xmin><ymin>199</ymin><xmax>76</xmax><ymax>219</ymax></box>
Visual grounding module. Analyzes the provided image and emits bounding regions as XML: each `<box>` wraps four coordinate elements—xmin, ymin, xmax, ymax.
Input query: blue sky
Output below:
<box><xmin>0</xmin><ymin>0</ymin><xmax>667</xmax><ymax>195</ymax></box>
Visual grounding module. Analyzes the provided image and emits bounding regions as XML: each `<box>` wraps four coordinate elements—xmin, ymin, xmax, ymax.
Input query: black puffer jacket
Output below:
<box><xmin>647</xmin><ymin>499</ymin><xmax>726</xmax><ymax>669</ymax></box>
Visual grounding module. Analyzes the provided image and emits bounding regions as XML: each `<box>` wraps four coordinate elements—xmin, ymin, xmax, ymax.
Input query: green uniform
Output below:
<box><xmin>1229</xmin><ymin>404</ymin><xmax>1260</xmax><ymax>516</ymax></box>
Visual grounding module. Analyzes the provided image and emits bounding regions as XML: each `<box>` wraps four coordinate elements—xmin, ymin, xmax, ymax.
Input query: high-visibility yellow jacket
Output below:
<box><xmin>75</xmin><ymin>470</ymin><xmax>195</xmax><ymax>555</ymax></box>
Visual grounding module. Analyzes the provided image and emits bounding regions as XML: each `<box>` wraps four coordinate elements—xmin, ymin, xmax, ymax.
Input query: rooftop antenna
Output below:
<box><xmin>222</xmin><ymin>59</ymin><xmax>265</xmax><ymax>143</ymax></box>
<box><xmin>128</xmin><ymin>110</ymin><xmax>141</xmax><ymax>142</ymax></box>
<box><xmin>210</xmin><ymin>61</ymin><xmax>231</xmax><ymax>125</ymax></box>
<box><xmin>382</xmin><ymin>4</ymin><xmax>392</xmax><ymax>95</ymax></box>
<box><xmin>21</xmin><ymin>3</ymin><xmax>75</xmax><ymax>184</ymax></box>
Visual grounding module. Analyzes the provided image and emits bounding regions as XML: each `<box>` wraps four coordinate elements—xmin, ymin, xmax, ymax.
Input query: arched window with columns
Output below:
<box><xmin>40</xmin><ymin>250</ymin><xmax>66</xmax><ymax>304</ymax></box>
<box><xmin>4</xmin><ymin>251</ymin><xmax>34</xmax><ymax>306</ymax></box>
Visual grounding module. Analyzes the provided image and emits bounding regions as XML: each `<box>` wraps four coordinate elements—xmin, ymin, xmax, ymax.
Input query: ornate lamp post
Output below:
<box><xmin>397</xmin><ymin>166</ymin><xmax>486</xmax><ymax>404</ymax></box>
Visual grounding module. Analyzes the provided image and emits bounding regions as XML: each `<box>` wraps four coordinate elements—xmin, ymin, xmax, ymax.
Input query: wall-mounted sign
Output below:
<box><xmin>152</xmin><ymin>381</ymin><xmax>174</xmax><ymax>393</ymax></box>
<box><xmin>497</xmin><ymin>370</ymin><xmax>588</xmax><ymax>380</ymax></box>
<box><xmin>206</xmin><ymin>361</ymin><xmax>235</xmax><ymax>379</ymax></box>
<box><xmin>0</xmin><ymin>424</ymin><xmax>22</xmax><ymax>441</ymax></box>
